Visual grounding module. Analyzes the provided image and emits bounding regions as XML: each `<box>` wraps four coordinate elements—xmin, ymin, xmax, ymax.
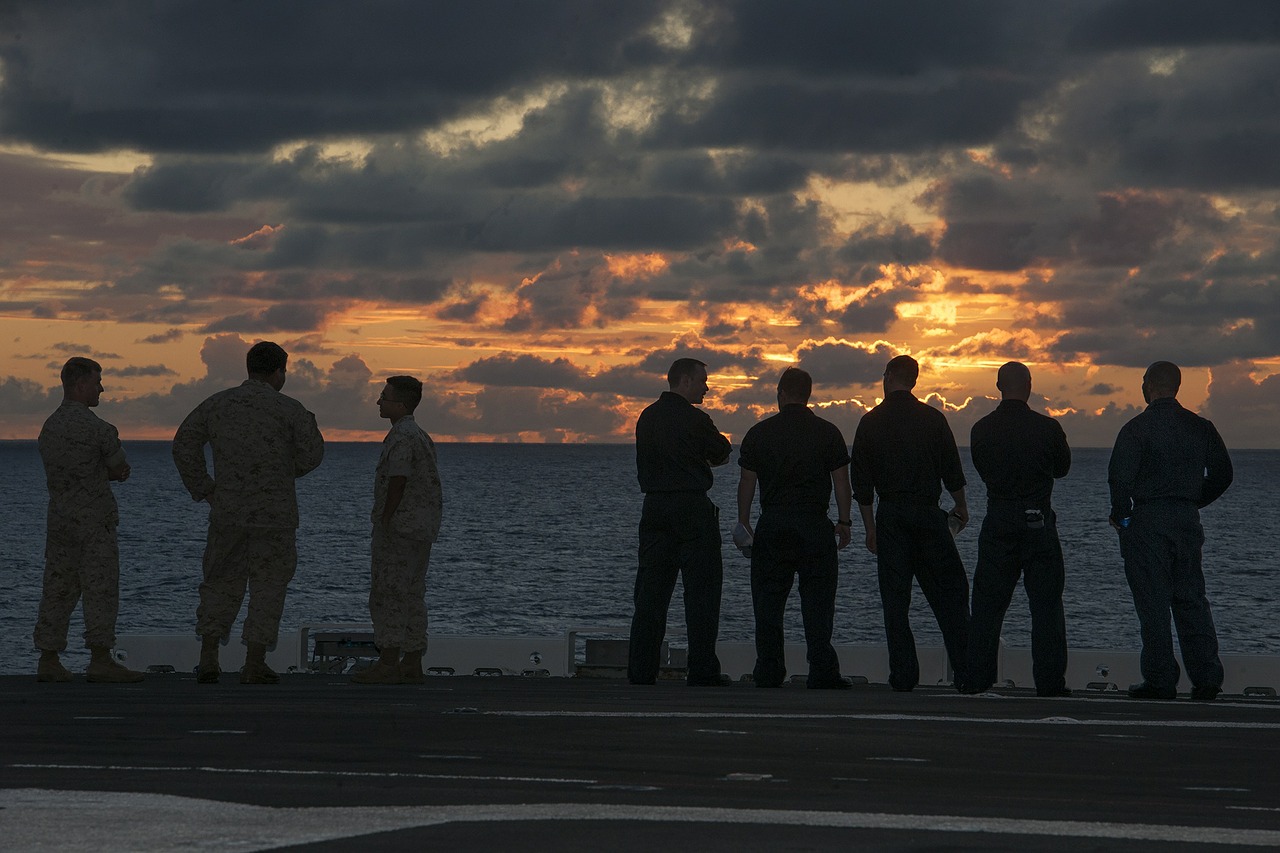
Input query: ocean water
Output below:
<box><xmin>1</xmin><ymin>441</ymin><xmax>1277</xmax><ymax>674</ymax></box>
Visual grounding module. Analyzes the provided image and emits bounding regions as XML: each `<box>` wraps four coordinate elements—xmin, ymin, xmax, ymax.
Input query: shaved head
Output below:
<box><xmin>996</xmin><ymin>361</ymin><xmax>1032</xmax><ymax>402</ymax></box>
<box><xmin>1143</xmin><ymin>361</ymin><xmax>1181</xmax><ymax>400</ymax></box>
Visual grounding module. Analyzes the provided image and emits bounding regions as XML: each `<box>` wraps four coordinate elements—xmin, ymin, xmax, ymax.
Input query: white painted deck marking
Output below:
<box><xmin>4</xmin><ymin>790</ymin><xmax>1280</xmax><ymax>850</ymax></box>
<box><xmin>867</xmin><ymin>757</ymin><xmax>929</xmax><ymax>763</ymax></box>
<box><xmin>188</xmin><ymin>730</ymin><xmax>248</xmax><ymax>735</ymax></box>
<box><xmin>1185</xmin><ymin>786</ymin><xmax>1251</xmax><ymax>793</ymax></box>
<box><xmin>481</xmin><ymin>709</ymin><xmax>1280</xmax><ymax>730</ymax></box>
<box><xmin>10</xmin><ymin>763</ymin><xmax>595</xmax><ymax>785</ymax></box>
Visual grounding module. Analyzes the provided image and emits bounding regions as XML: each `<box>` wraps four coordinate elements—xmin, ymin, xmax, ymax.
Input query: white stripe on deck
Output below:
<box><xmin>3</xmin><ymin>790</ymin><xmax>1279</xmax><ymax>850</ymax></box>
<box><xmin>476</xmin><ymin>709</ymin><xmax>1280</xmax><ymax>730</ymax></box>
<box><xmin>9</xmin><ymin>763</ymin><xmax>596</xmax><ymax>785</ymax></box>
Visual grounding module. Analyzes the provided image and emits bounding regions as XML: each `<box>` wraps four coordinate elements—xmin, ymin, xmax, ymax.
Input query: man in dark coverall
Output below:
<box><xmin>964</xmin><ymin>362</ymin><xmax>1071</xmax><ymax>697</ymax></box>
<box><xmin>629</xmin><ymin>357</ymin><xmax>733</xmax><ymax>686</ymax></box>
<box><xmin>1109</xmin><ymin>361</ymin><xmax>1232</xmax><ymax>701</ymax></box>
<box><xmin>737</xmin><ymin>368</ymin><xmax>853</xmax><ymax>689</ymax></box>
<box><xmin>851</xmin><ymin>355</ymin><xmax>970</xmax><ymax>692</ymax></box>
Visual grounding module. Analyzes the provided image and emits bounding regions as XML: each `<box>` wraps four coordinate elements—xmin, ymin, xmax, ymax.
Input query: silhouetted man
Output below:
<box><xmin>629</xmin><ymin>357</ymin><xmax>732</xmax><ymax>686</ymax></box>
<box><xmin>355</xmin><ymin>375</ymin><xmax>443</xmax><ymax>685</ymax></box>
<box><xmin>174</xmin><ymin>341</ymin><xmax>324</xmax><ymax>685</ymax></box>
<box><xmin>965</xmin><ymin>362</ymin><xmax>1071</xmax><ymax>697</ymax></box>
<box><xmin>34</xmin><ymin>357</ymin><xmax>144</xmax><ymax>683</ymax></box>
<box><xmin>1109</xmin><ymin>361</ymin><xmax>1232</xmax><ymax>701</ymax></box>
<box><xmin>851</xmin><ymin>355</ymin><xmax>970</xmax><ymax>692</ymax></box>
<box><xmin>737</xmin><ymin>368</ymin><xmax>853</xmax><ymax>689</ymax></box>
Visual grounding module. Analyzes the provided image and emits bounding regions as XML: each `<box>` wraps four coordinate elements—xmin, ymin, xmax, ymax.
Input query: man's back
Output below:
<box><xmin>173</xmin><ymin>379</ymin><xmax>324</xmax><ymax>528</ymax></box>
<box><xmin>971</xmin><ymin>400</ymin><xmax>1070</xmax><ymax>503</ymax></box>
<box><xmin>1109</xmin><ymin>398</ymin><xmax>1232</xmax><ymax>513</ymax></box>
<box><xmin>852</xmin><ymin>391</ymin><xmax>964</xmax><ymax>505</ymax></box>
<box><xmin>39</xmin><ymin>402</ymin><xmax>120</xmax><ymax>528</ymax></box>
<box><xmin>635</xmin><ymin>391</ymin><xmax>730</xmax><ymax>494</ymax></box>
<box><xmin>740</xmin><ymin>405</ymin><xmax>847</xmax><ymax>514</ymax></box>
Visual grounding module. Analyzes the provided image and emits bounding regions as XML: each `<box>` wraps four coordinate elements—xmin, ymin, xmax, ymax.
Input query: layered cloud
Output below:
<box><xmin>1</xmin><ymin>1</ymin><xmax>1279</xmax><ymax>445</ymax></box>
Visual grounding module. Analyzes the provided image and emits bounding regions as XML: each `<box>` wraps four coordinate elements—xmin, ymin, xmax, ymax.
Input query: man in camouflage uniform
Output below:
<box><xmin>35</xmin><ymin>357</ymin><xmax>144</xmax><ymax>683</ymax></box>
<box><xmin>173</xmin><ymin>341</ymin><xmax>324</xmax><ymax>684</ymax></box>
<box><xmin>354</xmin><ymin>375</ymin><xmax>443</xmax><ymax>685</ymax></box>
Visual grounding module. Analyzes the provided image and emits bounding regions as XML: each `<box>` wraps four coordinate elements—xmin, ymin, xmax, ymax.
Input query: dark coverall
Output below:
<box><xmin>1109</xmin><ymin>397</ymin><xmax>1232</xmax><ymax>693</ymax></box>
<box><xmin>851</xmin><ymin>390</ymin><xmax>970</xmax><ymax>691</ymax></box>
<box><xmin>967</xmin><ymin>399</ymin><xmax>1071</xmax><ymax>695</ymax></box>
<box><xmin>629</xmin><ymin>391</ymin><xmax>732</xmax><ymax>685</ymax></box>
<box><xmin>739</xmin><ymin>404</ymin><xmax>850</xmax><ymax>688</ymax></box>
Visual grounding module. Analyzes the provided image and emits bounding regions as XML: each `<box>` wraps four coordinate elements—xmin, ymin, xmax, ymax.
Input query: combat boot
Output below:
<box><xmin>86</xmin><ymin>647</ymin><xmax>144</xmax><ymax>684</ymax></box>
<box><xmin>354</xmin><ymin>646</ymin><xmax>403</xmax><ymax>684</ymax></box>
<box><xmin>36</xmin><ymin>652</ymin><xmax>72</xmax><ymax>683</ymax></box>
<box><xmin>399</xmin><ymin>651</ymin><xmax>425</xmax><ymax>685</ymax></box>
<box><xmin>240</xmin><ymin>661</ymin><xmax>281</xmax><ymax>684</ymax></box>
<box><xmin>197</xmin><ymin>636</ymin><xmax>221</xmax><ymax>684</ymax></box>
<box><xmin>241</xmin><ymin>642</ymin><xmax>280</xmax><ymax>684</ymax></box>
<box><xmin>353</xmin><ymin>659</ymin><xmax>403</xmax><ymax>684</ymax></box>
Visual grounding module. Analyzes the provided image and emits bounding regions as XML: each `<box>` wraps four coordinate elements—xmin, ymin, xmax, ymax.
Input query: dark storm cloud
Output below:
<box><xmin>796</xmin><ymin>341</ymin><xmax>899</xmax><ymax>386</ymax></box>
<box><xmin>645</xmin><ymin>152</ymin><xmax>813</xmax><ymax>196</ymax></box>
<box><xmin>706</xmin><ymin>0</ymin><xmax>1059</xmax><ymax>74</ymax></box>
<box><xmin>837</xmin><ymin>224</ymin><xmax>934</xmax><ymax>267</ymax></box>
<box><xmin>1040</xmin><ymin>48</ymin><xmax>1280</xmax><ymax>190</ymax></box>
<box><xmin>635</xmin><ymin>341</ymin><xmax>769</xmax><ymax>377</ymax></box>
<box><xmin>1201</xmin><ymin>360</ymin><xmax>1280</xmax><ymax>448</ymax></box>
<box><xmin>1068</xmin><ymin>0</ymin><xmax>1280</xmax><ymax>50</ymax></box>
<box><xmin>113</xmin><ymin>364</ymin><xmax>177</xmax><ymax>378</ymax></box>
<box><xmin>927</xmin><ymin>173</ymin><xmax>1218</xmax><ymax>271</ymax></box>
<box><xmin>436</xmin><ymin>296</ymin><xmax>488</xmax><ymax>322</ymax></box>
<box><xmin>138</xmin><ymin>328</ymin><xmax>185</xmax><ymax>345</ymax></box>
<box><xmin>0</xmin><ymin>374</ymin><xmax>55</xmax><ymax>416</ymax></box>
<box><xmin>454</xmin><ymin>353</ymin><xmax>586</xmax><ymax>390</ymax></box>
<box><xmin>0</xmin><ymin>1</ymin><xmax>665</xmax><ymax>153</ymax></box>
<box><xmin>646</xmin><ymin>75</ymin><xmax>1044</xmax><ymax>154</ymax></box>
<box><xmin>501</xmin><ymin>252</ymin><xmax>646</xmax><ymax>332</ymax></box>
<box><xmin>200</xmin><ymin>303</ymin><xmax>335</xmax><ymax>334</ymax></box>
<box><xmin>481</xmin><ymin>194</ymin><xmax>740</xmax><ymax>253</ymax></box>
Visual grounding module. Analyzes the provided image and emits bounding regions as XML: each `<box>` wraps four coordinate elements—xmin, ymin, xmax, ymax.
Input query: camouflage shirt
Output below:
<box><xmin>173</xmin><ymin>379</ymin><xmax>324</xmax><ymax>529</ymax></box>
<box><xmin>38</xmin><ymin>400</ymin><xmax>127</xmax><ymax>529</ymax></box>
<box><xmin>372</xmin><ymin>415</ymin><xmax>442</xmax><ymax>542</ymax></box>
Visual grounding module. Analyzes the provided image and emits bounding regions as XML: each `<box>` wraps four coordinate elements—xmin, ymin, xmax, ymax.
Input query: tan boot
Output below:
<box><xmin>399</xmin><ymin>651</ymin><xmax>425</xmax><ymax>685</ymax></box>
<box><xmin>240</xmin><ymin>660</ymin><xmax>280</xmax><ymax>684</ymax></box>
<box><xmin>353</xmin><ymin>647</ymin><xmax>403</xmax><ymax>684</ymax></box>
<box><xmin>87</xmin><ymin>648</ymin><xmax>144</xmax><ymax>684</ymax></box>
<box><xmin>352</xmin><ymin>659</ymin><xmax>403</xmax><ymax>684</ymax></box>
<box><xmin>240</xmin><ymin>642</ymin><xmax>280</xmax><ymax>684</ymax></box>
<box><xmin>36</xmin><ymin>652</ymin><xmax>72</xmax><ymax>683</ymax></box>
<box><xmin>197</xmin><ymin>636</ymin><xmax>221</xmax><ymax>684</ymax></box>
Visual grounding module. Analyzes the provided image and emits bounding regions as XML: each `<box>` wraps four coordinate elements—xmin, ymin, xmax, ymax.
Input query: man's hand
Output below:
<box><xmin>835</xmin><ymin>523</ymin><xmax>852</xmax><ymax>550</ymax></box>
<box><xmin>109</xmin><ymin>463</ymin><xmax>131</xmax><ymax>483</ymax></box>
<box><xmin>864</xmin><ymin>526</ymin><xmax>877</xmax><ymax>555</ymax></box>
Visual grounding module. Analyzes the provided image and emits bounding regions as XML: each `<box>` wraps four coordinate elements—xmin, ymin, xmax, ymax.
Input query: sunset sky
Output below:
<box><xmin>2</xmin><ymin>1</ymin><xmax>1279</xmax><ymax>446</ymax></box>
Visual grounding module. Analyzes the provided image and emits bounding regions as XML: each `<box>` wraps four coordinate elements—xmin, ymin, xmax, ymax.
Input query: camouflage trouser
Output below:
<box><xmin>196</xmin><ymin>524</ymin><xmax>297</xmax><ymax>648</ymax></box>
<box><xmin>34</xmin><ymin>520</ymin><xmax>120</xmax><ymax>651</ymax></box>
<box><xmin>369</xmin><ymin>525</ymin><xmax>432</xmax><ymax>653</ymax></box>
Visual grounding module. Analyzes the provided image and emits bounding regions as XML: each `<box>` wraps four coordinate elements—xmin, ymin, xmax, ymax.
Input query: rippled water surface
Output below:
<box><xmin>2</xmin><ymin>441</ymin><xmax>1276</xmax><ymax>674</ymax></box>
